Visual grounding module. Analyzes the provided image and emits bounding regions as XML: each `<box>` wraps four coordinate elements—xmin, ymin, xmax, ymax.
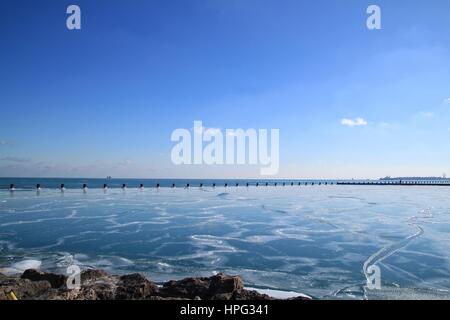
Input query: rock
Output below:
<box><xmin>63</xmin><ymin>272</ymin><xmax>158</xmax><ymax>300</ymax></box>
<box><xmin>211</xmin><ymin>293</ymin><xmax>234</xmax><ymax>300</ymax></box>
<box><xmin>21</xmin><ymin>269</ymin><xmax>67</xmax><ymax>289</ymax></box>
<box><xmin>59</xmin><ymin>269</ymin><xmax>117</xmax><ymax>300</ymax></box>
<box><xmin>80</xmin><ymin>269</ymin><xmax>109</xmax><ymax>284</ymax></box>
<box><xmin>287</xmin><ymin>295</ymin><xmax>312</xmax><ymax>300</ymax></box>
<box><xmin>0</xmin><ymin>277</ymin><xmax>55</xmax><ymax>300</ymax></box>
<box><xmin>231</xmin><ymin>289</ymin><xmax>274</xmax><ymax>300</ymax></box>
<box><xmin>148</xmin><ymin>296</ymin><xmax>189</xmax><ymax>300</ymax></box>
<box><xmin>78</xmin><ymin>282</ymin><xmax>117</xmax><ymax>300</ymax></box>
<box><xmin>161</xmin><ymin>277</ymin><xmax>210</xmax><ymax>299</ymax></box>
<box><xmin>209</xmin><ymin>273</ymin><xmax>244</xmax><ymax>296</ymax></box>
<box><xmin>0</xmin><ymin>269</ymin><xmax>310</xmax><ymax>300</ymax></box>
<box><xmin>160</xmin><ymin>273</ymin><xmax>244</xmax><ymax>300</ymax></box>
<box><xmin>115</xmin><ymin>273</ymin><xmax>158</xmax><ymax>300</ymax></box>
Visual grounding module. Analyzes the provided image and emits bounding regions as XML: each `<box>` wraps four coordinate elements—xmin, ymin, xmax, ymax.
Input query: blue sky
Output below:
<box><xmin>1</xmin><ymin>0</ymin><xmax>450</xmax><ymax>179</ymax></box>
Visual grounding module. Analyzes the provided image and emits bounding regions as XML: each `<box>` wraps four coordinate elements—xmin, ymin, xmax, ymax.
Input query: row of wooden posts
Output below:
<box><xmin>8</xmin><ymin>181</ymin><xmax>336</xmax><ymax>191</ymax></box>
<box><xmin>8</xmin><ymin>180</ymin><xmax>450</xmax><ymax>190</ymax></box>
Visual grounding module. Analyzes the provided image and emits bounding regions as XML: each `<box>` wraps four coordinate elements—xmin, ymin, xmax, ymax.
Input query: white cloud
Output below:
<box><xmin>341</xmin><ymin>118</ymin><xmax>368</xmax><ymax>127</ymax></box>
<box><xmin>445</xmin><ymin>98</ymin><xmax>450</xmax><ymax>104</ymax></box>
<box><xmin>117</xmin><ymin>159</ymin><xmax>133</xmax><ymax>166</ymax></box>
<box><xmin>422</xmin><ymin>111</ymin><xmax>434</xmax><ymax>118</ymax></box>
<box><xmin>415</xmin><ymin>111</ymin><xmax>435</xmax><ymax>119</ymax></box>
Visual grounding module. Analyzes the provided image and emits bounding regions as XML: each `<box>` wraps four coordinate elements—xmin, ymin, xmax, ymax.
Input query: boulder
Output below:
<box><xmin>115</xmin><ymin>273</ymin><xmax>158</xmax><ymax>300</ymax></box>
<box><xmin>0</xmin><ymin>269</ymin><xmax>311</xmax><ymax>300</ymax></box>
<box><xmin>63</xmin><ymin>272</ymin><xmax>158</xmax><ymax>300</ymax></box>
<box><xmin>209</xmin><ymin>273</ymin><xmax>244</xmax><ymax>297</ymax></box>
<box><xmin>160</xmin><ymin>277</ymin><xmax>210</xmax><ymax>299</ymax></box>
<box><xmin>21</xmin><ymin>269</ymin><xmax>67</xmax><ymax>289</ymax></box>
<box><xmin>160</xmin><ymin>273</ymin><xmax>244</xmax><ymax>300</ymax></box>
<box><xmin>0</xmin><ymin>277</ymin><xmax>55</xmax><ymax>300</ymax></box>
<box><xmin>287</xmin><ymin>295</ymin><xmax>312</xmax><ymax>300</ymax></box>
<box><xmin>80</xmin><ymin>269</ymin><xmax>109</xmax><ymax>284</ymax></box>
<box><xmin>77</xmin><ymin>282</ymin><xmax>116</xmax><ymax>300</ymax></box>
<box><xmin>231</xmin><ymin>289</ymin><xmax>274</xmax><ymax>300</ymax></box>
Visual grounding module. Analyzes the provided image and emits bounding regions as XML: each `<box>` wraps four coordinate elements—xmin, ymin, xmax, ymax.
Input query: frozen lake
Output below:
<box><xmin>1</xmin><ymin>186</ymin><xmax>450</xmax><ymax>299</ymax></box>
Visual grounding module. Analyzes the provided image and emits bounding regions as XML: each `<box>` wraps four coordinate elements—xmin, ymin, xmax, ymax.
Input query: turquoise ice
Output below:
<box><xmin>1</xmin><ymin>186</ymin><xmax>450</xmax><ymax>299</ymax></box>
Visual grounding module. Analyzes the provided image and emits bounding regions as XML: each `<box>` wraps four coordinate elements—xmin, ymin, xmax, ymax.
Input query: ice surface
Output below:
<box><xmin>0</xmin><ymin>259</ymin><xmax>42</xmax><ymax>276</ymax></box>
<box><xmin>1</xmin><ymin>186</ymin><xmax>450</xmax><ymax>299</ymax></box>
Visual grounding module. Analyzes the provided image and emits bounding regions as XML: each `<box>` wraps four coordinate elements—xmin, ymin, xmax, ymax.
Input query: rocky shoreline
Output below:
<box><xmin>0</xmin><ymin>269</ymin><xmax>311</xmax><ymax>300</ymax></box>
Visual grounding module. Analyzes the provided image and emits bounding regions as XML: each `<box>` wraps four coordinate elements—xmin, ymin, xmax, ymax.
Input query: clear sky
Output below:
<box><xmin>1</xmin><ymin>0</ymin><xmax>450</xmax><ymax>179</ymax></box>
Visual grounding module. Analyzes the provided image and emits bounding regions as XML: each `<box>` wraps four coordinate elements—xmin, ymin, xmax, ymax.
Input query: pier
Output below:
<box><xmin>4</xmin><ymin>179</ymin><xmax>450</xmax><ymax>190</ymax></box>
<box><xmin>337</xmin><ymin>180</ymin><xmax>450</xmax><ymax>186</ymax></box>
